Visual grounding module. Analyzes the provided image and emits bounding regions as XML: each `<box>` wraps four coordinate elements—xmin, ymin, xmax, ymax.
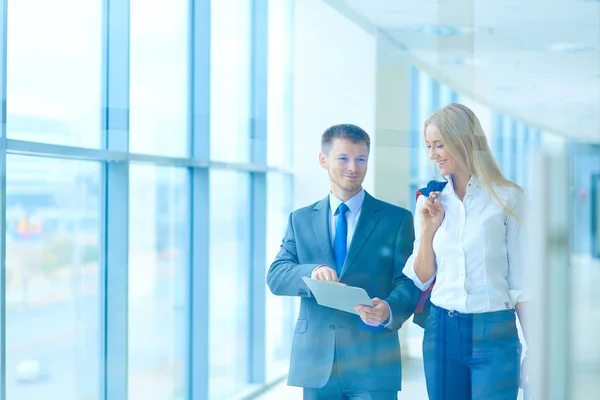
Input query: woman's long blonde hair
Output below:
<box><xmin>425</xmin><ymin>103</ymin><xmax>521</xmax><ymax>220</ymax></box>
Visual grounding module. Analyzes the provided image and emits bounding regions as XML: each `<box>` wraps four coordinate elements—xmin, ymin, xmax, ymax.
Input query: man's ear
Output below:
<box><xmin>318</xmin><ymin>152</ymin><xmax>328</xmax><ymax>170</ymax></box>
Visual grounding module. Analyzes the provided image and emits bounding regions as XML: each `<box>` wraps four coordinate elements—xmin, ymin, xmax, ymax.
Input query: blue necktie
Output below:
<box><xmin>333</xmin><ymin>203</ymin><xmax>349</xmax><ymax>274</ymax></box>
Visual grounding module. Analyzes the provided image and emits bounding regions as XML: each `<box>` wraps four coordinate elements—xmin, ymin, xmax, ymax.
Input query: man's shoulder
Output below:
<box><xmin>371</xmin><ymin>196</ymin><xmax>411</xmax><ymax>217</ymax></box>
<box><xmin>290</xmin><ymin>198</ymin><xmax>326</xmax><ymax>217</ymax></box>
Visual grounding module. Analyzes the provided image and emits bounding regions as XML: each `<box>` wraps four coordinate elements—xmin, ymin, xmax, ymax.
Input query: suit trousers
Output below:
<box><xmin>422</xmin><ymin>304</ymin><xmax>522</xmax><ymax>400</ymax></box>
<box><xmin>303</xmin><ymin>350</ymin><xmax>397</xmax><ymax>400</ymax></box>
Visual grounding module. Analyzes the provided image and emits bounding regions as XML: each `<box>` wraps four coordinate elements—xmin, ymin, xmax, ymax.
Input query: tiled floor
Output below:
<box><xmin>256</xmin><ymin>357</ymin><xmax>428</xmax><ymax>399</ymax></box>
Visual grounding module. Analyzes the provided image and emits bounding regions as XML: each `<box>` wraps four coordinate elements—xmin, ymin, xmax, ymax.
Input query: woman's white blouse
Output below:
<box><xmin>403</xmin><ymin>177</ymin><xmax>531</xmax><ymax>313</ymax></box>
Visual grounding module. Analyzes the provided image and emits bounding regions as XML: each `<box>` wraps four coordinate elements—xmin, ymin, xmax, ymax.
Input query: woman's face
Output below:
<box><xmin>425</xmin><ymin>123</ymin><xmax>458</xmax><ymax>176</ymax></box>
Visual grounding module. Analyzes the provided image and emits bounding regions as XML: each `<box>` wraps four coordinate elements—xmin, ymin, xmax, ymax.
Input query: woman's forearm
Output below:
<box><xmin>413</xmin><ymin>229</ymin><xmax>437</xmax><ymax>284</ymax></box>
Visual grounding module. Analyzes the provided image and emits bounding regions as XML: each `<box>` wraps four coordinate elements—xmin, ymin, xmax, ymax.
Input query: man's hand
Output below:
<box><xmin>311</xmin><ymin>266</ymin><xmax>339</xmax><ymax>282</ymax></box>
<box><xmin>354</xmin><ymin>298</ymin><xmax>390</xmax><ymax>326</ymax></box>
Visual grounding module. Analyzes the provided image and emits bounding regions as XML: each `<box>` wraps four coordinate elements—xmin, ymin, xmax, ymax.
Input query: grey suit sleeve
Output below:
<box><xmin>267</xmin><ymin>212</ymin><xmax>320</xmax><ymax>297</ymax></box>
<box><xmin>383</xmin><ymin>211</ymin><xmax>421</xmax><ymax>330</ymax></box>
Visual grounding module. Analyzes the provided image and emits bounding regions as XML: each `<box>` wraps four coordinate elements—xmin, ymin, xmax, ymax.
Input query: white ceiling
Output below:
<box><xmin>327</xmin><ymin>0</ymin><xmax>600</xmax><ymax>143</ymax></box>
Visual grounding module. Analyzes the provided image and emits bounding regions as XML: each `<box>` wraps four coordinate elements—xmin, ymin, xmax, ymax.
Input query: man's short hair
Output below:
<box><xmin>321</xmin><ymin>124</ymin><xmax>371</xmax><ymax>154</ymax></box>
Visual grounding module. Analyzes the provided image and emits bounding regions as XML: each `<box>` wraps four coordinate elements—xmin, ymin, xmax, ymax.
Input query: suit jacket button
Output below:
<box><xmin>329</xmin><ymin>324</ymin><xmax>335</xmax><ymax>330</ymax></box>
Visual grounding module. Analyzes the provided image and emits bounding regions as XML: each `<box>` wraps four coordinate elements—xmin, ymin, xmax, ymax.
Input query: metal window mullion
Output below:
<box><xmin>3</xmin><ymin>139</ymin><xmax>292</xmax><ymax>173</ymax></box>
<box><xmin>283</xmin><ymin>0</ymin><xmax>295</xmax><ymax>166</ymax></box>
<box><xmin>249</xmin><ymin>0</ymin><xmax>267</xmax><ymax>385</ymax></box>
<box><xmin>188</xmin><ymin>1</ymin><xmax>210</xmax><ymax>399</ymax></box>
<box><xmin>100</xmin><ymin>0</ymin><xmax>130</xmax><ymax>399</ymax></box>
<box><xmin>281</xmin><ymin>0</ymin><xmax>295</xmax><ymax>361</ymax></box>
<box><xmin>0</xmin><ymin>0</ymin><xmax>8</xmax><ymax>399</ymax></box>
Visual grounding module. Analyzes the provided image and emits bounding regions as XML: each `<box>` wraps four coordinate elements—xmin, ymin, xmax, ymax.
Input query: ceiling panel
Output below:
<box><xmin>335</xmin><ymin>0</ymin><xmax>600</xmax><ymax>142</ymax></box>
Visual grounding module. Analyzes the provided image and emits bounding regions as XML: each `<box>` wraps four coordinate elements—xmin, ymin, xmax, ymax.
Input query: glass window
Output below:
<box><xmin>210</xmin><ymin>0</ymin><xmax>252</xmax><ymax>163</ymax></box>
<box><xmin>5</xmin><ymin>156</ymin><xmax>101</xmax><ymax>400</ymax></box>
<box><xmin>128</xmin><ymin>165</ymin><xmax>188</xmax><ymax>399</ymax></box>
<box><xmin>129</xmin><ymin>0</ymin><xmax>189</xmax><ymax>157</ymax></box>
<box><xmin>439</xmin><ymin>83</ymin><xmax>455</xmax><ymax>107</ymax></box>
<box><xmin>265</xmin><ymin>172</ymin><xmax>293</xmax><ymax>379</ymax></box>
<box><xmin>408</xmin><ymin>66</ymin><xmax>420</xmax><ymax>209</ymax></box>
<box><xmin>493</xmin><ymin>113</ymin><xmax>504</xmax><ymax>162</ymax></box>
<box><xmin>6</xmin><ymin>0</ymin><xmax>102</xmax><ymax>148</ymax></box>
<box><xmin>267</xmin><ymin>0</ymin><xmax>294</xmax><ymax>168</ymax></box>
<box><xmin>515</xmin><ymin>124</ymin><xmax>527</xmax><ymax>187</ymax></box>
<box><xmin>417</xmin><ymin>72</ymin><xmax>434</xmax><ymax>184</ymax></box>
<box><xmin>502</xmin><ymin>116</ymin><xmax>516</xmax><ymax>181</ymax></box>
<box><xmin>209</xmin><ymin>170</ymin><xmax>251</xmax><ymax>397</ymax></box>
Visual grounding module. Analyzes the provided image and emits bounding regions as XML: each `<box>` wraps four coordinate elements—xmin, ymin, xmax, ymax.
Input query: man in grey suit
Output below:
<box><xmin>267</xmin><ymin>124</ymin><xmax>421</xmax><ymax>400</ymax></box>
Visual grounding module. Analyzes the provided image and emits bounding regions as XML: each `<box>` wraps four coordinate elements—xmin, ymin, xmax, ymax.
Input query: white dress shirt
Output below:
<box><xmin>328</xmin><ymin>189</ymin><xmax>365</xmax><ymax>247</ymax></box>
<box><xmin>403</xmin><ymin>176</ymin><xmax>531</xmax><ymax>313</ymax></box>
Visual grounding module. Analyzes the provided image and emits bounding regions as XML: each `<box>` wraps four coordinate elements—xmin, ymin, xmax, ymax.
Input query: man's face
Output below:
<box><xmin>319</xmin><ymin>138</ymin><xmax>368</xmax><ymax>198</ymax></box>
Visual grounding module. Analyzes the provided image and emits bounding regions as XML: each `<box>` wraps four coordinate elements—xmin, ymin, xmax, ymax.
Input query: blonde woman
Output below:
<box><xmin>403</xmin><ymin>103</ymin><xmax>529</xmax><ymax>399</ymax></box>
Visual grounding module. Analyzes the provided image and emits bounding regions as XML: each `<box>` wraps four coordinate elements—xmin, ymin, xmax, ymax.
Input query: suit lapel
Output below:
<box><xmin>311</xmin><ymin>197</ymin><xmax>337</xmax><ymax>269</ymax></box>
<box><xmin>340</xmin><ymin>192</ymin><xmax>380</xmax><ymax>278</ymax></box>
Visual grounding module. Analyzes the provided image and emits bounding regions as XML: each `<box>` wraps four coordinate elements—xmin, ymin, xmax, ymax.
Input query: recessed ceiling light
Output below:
<box><xmin>405</xmin><ymin>25</ymin><xmax>473</xmax><ymax>37</ymax></box>
<box><xmin>440</xmin><ymin>57</ymin><xmax>488</xmax><ymax>66</ymax></box>
<box><xmin>546</xmin><ymin>42</ymin><xmax>595</xmax><ymax>52</ymax></box>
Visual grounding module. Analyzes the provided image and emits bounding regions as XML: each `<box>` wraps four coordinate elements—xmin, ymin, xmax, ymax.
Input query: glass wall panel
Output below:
<box><xmin>267</xmin><ymin>0</ymin><xmax>294</xmax><ymax>168</ymax></box>
<box><xmin>6</xmin><ymin>0</ymin><xmax>102</xmax><ymax>148</ymax></box>
<box><xmin>209</xmin><ymin>170</ymin><xmax>251</xmax><ymax>397</ymax></box>
<box><xmin>129</xmin><ymin>0</ymin><xmax>189</xmax><ymax>157</ymax></box>
<box><xmin>265</xmin><ymin>172</ymin><xmax>293</xmax><ymax>380</ymax></box>
<box><xmin>502</xmin><ymin>116</ymin><xmax>516</xmax><ymax>182</ymax></box>
<box><xmin>417</xmin><ymin>72</ymin><xmax>434</xmax><ymax>184</ymax></box>
<box><xmin>5</xmin><ymin>156</ymin><xmax>101</xmax><ymax>400</ymax></box>
<box><xmin>210</xmin><ymin>0</ymin><xmax>252</xmax><ymax>163</ymax></box>
<box><xmin>128</xmin><ymin>165</ymin><xmax>188</xmax><ymax>399</ymax></box>
<box><xmin>439</xmin><ymin>83</ymin><xmax>455</xmax><ymax>107</ymax></box>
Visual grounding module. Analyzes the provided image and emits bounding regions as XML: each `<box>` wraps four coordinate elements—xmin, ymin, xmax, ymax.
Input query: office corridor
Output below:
<box><xmin>257</xmin><ymin>256</ymin><xmax>600</xmax><ymax>400</ymax></box>
<box><xmin>256</xmin><ymin>357</ymin><xmax>427</xmax><ymax>399</ymax></box>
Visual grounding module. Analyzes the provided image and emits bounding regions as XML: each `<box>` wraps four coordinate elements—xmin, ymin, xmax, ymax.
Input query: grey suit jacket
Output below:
<box><xmin>266</xmin><ymin>191</ymin><xmax>420</xmax><ymax>391</ymax></box>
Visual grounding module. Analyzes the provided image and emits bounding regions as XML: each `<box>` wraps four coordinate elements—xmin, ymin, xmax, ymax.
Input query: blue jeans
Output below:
<box><xmin>423</xmin><ymin>304</ymin><xmax>522</xmax><ymax>400</ymax></box>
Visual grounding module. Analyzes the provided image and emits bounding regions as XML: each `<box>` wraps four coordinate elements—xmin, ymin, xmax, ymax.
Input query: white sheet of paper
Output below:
<box><xmin>301</xmin><ymin>277</ymin><xmax>373</xmax><ymax>315</ymax></box>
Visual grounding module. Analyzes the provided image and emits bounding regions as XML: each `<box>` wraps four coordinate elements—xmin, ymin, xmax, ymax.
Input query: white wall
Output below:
<box><xmin>293</xmin><ymin>0</ymin><xmax>377</xmax><ymax>209</ymax></box>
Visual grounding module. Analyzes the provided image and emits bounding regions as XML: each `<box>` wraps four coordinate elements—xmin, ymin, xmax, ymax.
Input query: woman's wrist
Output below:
<box><xmin>421</xmin><ymin>227</ymin><xmax>436</xmax><ymax>241</ymax></box>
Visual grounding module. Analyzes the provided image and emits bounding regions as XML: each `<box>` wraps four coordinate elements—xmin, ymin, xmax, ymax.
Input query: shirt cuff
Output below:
<box><xmin>382</xmin><ymin>301</ymin><xmax>393</xmax><ymax>328</ymax></box>
<box><xmin>311</xmin><ymin>265</ymin><xmax>326</xmax><ymax>278</ymax></box>
<box><xmin>403</xmin><ymin>263</ymin><xmax>435</xmax><ymax>291</ymax></box>
<box><xmin>509</xmin><ymin>288</ymin><xmax>532</xmax><ymax>304</ymax></box>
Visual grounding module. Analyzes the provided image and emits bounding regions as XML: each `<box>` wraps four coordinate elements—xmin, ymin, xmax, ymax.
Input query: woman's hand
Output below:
<box><xmin>420</xmin><ymin>191</ymin><xmax>445</xmax><ymax>234</ymax></box>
